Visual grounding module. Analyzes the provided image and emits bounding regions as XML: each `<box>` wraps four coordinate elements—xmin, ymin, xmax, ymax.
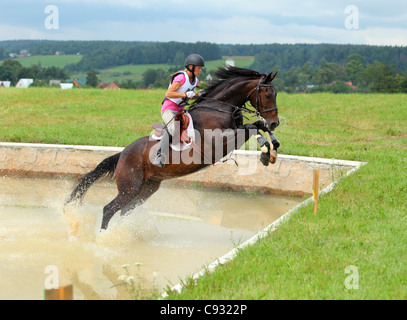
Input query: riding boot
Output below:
<box><xmin>153</xmin><ymin>130</ymin><xmax>171</xmax><ymax>168</ymax></box>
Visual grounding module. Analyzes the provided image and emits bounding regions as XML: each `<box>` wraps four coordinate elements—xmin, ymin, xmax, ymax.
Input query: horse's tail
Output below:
<box><xmin>65</xmin><ymin>152</ymin><xmax>121</xmax><ymax>205</ymax></box>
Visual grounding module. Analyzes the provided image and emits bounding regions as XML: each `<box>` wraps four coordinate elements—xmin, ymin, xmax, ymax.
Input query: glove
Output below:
<box><xmin>198</xmin><ymin>89</ymin><xmax>205</xmax><ymax>96</ymax></box>
<box><xmin>185</xmin><ymin>91</ymin><xmax>195</xmax><ymax>99</ymax></box>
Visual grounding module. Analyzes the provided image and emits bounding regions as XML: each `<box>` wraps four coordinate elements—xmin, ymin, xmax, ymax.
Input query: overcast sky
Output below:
<box><xmin>1</xmin><ymin>0</ymin><xmax>406</xmax><ymax>46</ymax></box>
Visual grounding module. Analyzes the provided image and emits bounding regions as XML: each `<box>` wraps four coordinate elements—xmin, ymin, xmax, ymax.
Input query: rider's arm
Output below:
<box><xmin>165</xmin><ymin>81</ymin><xmax>189</xmax><ymax>99</ymax></box>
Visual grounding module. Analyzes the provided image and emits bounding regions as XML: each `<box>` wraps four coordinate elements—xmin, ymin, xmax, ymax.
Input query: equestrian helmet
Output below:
<box><xmin>185</xmin><ymin>54</ymin><xmax>205</xmax><ymax>67</ymax></box>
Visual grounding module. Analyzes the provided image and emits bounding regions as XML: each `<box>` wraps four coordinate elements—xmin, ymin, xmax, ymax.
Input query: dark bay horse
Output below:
<box><xmin>66</xmin><ymin>66</ymin><xmax>279</xmax><ymax>230</ymax></box>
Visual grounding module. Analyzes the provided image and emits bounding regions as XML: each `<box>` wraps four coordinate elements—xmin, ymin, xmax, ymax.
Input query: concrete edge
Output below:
<box><xmin>0</xmin><ymin>142</ymin><xmax>124</xmax><ymax>153</ymax></box>
<box><xmin>0</xmin><ymin>142</ymin><xmax>365</xmax><ymax>168</ymax></box>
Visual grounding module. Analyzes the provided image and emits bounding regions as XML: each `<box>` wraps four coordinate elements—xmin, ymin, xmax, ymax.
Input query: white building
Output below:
<box><xmin>60</xmin><ymin>83</ymin><xmax>74</xmax><ymax>90</ymax></box>
<box><xmin>226</xmin><ymin>56</ymin><xmax>235</xmax><ymax>67</ymax></box>
<box><xmin>16</xmin><ymin>79</ymin><xmax>33</xmax><ymax>88</ymax></box>
<box><xmin>0</xmin><ymin>81</ymin><xmax>11</xmax><ymax>88</ymax></box>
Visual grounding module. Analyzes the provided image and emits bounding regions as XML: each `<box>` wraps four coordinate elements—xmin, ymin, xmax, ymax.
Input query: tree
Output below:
<box><xmin>172</xmin><ymin>51</ymin><xmax>185</xmax><ymax>65</ymax></box>
<box><xmin>313</xmin><ymin>60</ymin><xmax>342</xmax><ymax>85</ymax></box>
<box><xmin>401</xmin><ymin>73</ymin><xmax>407</xmax><ymax>93</ymax></box>
<box><xmin>297</xmin><ymin>61</ymin><xmax>314</xmax><ymax>88</ymax></box>
<box><xmin>86</xmin><ymin>69</ymin><xmax>98</xmax><ymax>87</ymax></box>
<box><xmin>363</xmin><ymin>61</ymin><xmax>395</xmax><ymax>92</ymax></box>
<box><xmin>0</xmin><ymin>58</ymin><xmax>23</xmax><ymax>85</ymax></box>
<box><xmin>0</xmin><ymin>47</ymin><xmax>5</xmax><ymax>60</ymax></box>
<box><xmin>283</xmin><ymin>66</ymin><xmax>298</xmax><ymax>91</ymax></box>
<box><xmin>345</xmin><ymin>54</ymin><xmax>364</xmax><ymax>85</ymax></box>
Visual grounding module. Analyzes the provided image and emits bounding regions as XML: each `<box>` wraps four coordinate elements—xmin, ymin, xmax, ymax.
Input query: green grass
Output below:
<box><xmin>1</xmin><ymin>88</ymin><xmax>406</xmax><ymax>299</ymax></box>
<box><xmin>5</xmin><ymin>55</ymin><xmax>254</xmax><ymax>83</ymax></box>
<box><xmin>71</xmin><ymin>56</ymin><xmax>255</xmax><ymax>83</ymax></box>
<box><xmin>0</xmin><ymin>87</ymin><xmax>164</xmax><ymax>146</ymax></box>
<box><xmin>14</xmin><ymin>55</ymin><xmax>83</xmax><ymax>68</ymax></box>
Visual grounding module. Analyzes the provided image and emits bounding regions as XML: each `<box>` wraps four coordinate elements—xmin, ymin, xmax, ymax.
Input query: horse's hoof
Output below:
<box><xmin>270</xmin><ymin>150</ymin><xmax>278</xmax><ymax>164</ymax></box>
<box><xmin>260</xmin><ymin>152</ymin><xmax>270</xmax><ymax>166</ymax></box>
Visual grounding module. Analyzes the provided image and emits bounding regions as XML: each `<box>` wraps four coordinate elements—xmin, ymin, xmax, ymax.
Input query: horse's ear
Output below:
<box><xmin>265</xmin><ymin>72</ymin><xmax>278</xmax><ymax>83</ymax></box>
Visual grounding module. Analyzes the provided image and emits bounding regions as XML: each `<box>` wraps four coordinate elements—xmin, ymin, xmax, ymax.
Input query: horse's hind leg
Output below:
<box><xmin>120</xmin><ymin>180</ymin><xmax>162</xmax><ymax>216</ymax></box>
<box><xmin>102</xmin><ymin>193</ymin><xmax>135</xmax><ymax>230</ymax></box>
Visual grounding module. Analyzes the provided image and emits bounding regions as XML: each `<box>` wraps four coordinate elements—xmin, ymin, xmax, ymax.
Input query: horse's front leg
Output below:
<box><xmin>237</xmin><ymin>123</ymin><xmax>275</xmax><ymax>166</ymax></box>
<box><xmin>252</xmin><ymin>120</ymin><xmax>280</xmax><ymax>150</ymax></box>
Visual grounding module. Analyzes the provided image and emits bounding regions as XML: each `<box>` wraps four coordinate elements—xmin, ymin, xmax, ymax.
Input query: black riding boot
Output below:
<box><xmin>153</xmin><ymin>130</ymin><xmax>171</xmax><ymax>168</ymax></box>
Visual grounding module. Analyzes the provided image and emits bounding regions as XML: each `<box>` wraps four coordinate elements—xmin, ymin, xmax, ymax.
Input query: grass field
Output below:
<box><xmin>0</xmin><ymin>87</ymin><xmax>406</xmax><ymax>299</ymax></box>
<box><xmin>8</xmin><ymin>55</ymin><xmax>254</xmax><ymax>83</ymax></box>
<box><xmin>15</xmin><ymin>55</ymin><xmax>83</xmax><ymax>68</ymax></box>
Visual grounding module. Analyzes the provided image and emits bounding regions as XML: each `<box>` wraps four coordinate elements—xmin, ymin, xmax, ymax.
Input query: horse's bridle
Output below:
<box><xmin>189</xmin><ymin>76</ymin><xmax>278</xmax><ymax>119</ymax></box>
<box><xmin>245</xmin><ymin>77</ymin><xmax>278</xmax><ymax>116</ymax></box>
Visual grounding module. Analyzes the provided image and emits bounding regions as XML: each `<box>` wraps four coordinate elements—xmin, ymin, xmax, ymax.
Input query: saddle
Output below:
<box><xmin>151</xmin><ymin>111</ymin><xmax>194</xmax><ymax>151</ymax></box>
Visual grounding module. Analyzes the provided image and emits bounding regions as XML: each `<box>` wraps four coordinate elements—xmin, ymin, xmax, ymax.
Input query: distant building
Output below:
<box><xmin>74</xmin><ymin>78</ymin><xmax>86</xmax><ymax>86</ymax></box>
<box><xmin>0</xmin><ymin>81</ymin><xmax>11</xmax><ymax>88</ymax></box>
<box><xmin>226</xmin><ymin>56</ymin><xmax>235</xmax><ymax>67</ymax></box>
<box><xmin>60</xmin><ymin>83</ymin><xmax>74</xmax><ymax>90</ymax></box>
<box><xmin>18</xmin><ymin>50</ymin><xmax>30</xmax><ymax>57</ymax></box>
<box><xmin>16</xmin><ymin>79</ymin><xmax>33</xmax><ymax>88</ymax></box>
<box><xmin>97</xmin><ymin>82</ymin><xmax>121</xmax><ymax>90</ymax></box>
<box><xmin>345</xmin><ymin>81</ymin><xmax>357</xmax><ymax>89</ymax></box>
<box><xmin>205</xmin><ymin>74</ymin><xmax>213</xmax><ymax>84</ymax></box>
<box><xmin>49</xmin><ymin>80</ymin><xmax>61</xmax><ymax>86</ymax></box>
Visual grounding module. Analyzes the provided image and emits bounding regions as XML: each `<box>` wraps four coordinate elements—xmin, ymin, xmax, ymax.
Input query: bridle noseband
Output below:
<box><xmin>245</xmin><ymin>76</ymin><xmax>278</xmax><ymax>116</ymax></box>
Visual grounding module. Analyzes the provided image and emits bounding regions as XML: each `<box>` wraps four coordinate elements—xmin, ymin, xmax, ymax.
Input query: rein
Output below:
<box><xmin>189</xmin><ymin>77</ymin><xmax>278</xmax><ymax>118</ymax></box>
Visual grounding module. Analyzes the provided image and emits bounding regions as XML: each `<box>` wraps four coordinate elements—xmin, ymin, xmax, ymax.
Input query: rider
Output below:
<box><xmin>153</xmin><ymin>53</ymin><xmax>205</xmax><ymax>168</ymax></box>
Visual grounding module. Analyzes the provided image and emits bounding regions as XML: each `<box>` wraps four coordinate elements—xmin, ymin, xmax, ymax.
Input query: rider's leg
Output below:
<box><xmin>153</xmin><ymin>130</ymin><xmax>171</xmax><ymax>167</ymax></box>
<box><xmin>153</xmin><ymin>110</ymin><xmax>177</xmax><ymax>167</ymax></box>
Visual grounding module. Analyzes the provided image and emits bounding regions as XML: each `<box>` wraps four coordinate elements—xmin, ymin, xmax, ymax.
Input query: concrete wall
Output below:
<box><xmin>0</xmin><ymin>142</ymin><xmax>361</xmax><ymax>196</ymax></box>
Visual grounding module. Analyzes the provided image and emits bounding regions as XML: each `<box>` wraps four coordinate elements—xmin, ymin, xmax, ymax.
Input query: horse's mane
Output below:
<box><xmin>194</xmin><ymin>66</ymin><xmax>266</xmax><ymax>104</ymax></box>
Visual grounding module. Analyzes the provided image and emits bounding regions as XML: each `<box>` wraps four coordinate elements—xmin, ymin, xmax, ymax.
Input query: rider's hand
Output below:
<box><xmin>185</xmin><ymin>91</ymin><xmax>195</xmax><ymax>99</ymax></box>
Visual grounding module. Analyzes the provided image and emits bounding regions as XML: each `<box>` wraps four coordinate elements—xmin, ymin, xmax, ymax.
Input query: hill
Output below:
<box><xmin>1</xmin><ymin>40</ymin><xmax>406</xmax><ymax>73</ymax></box>
<box><xmin>15</xmin><ymin>55</ymin><xmax>83</xmax><ymax>68</ymax></box>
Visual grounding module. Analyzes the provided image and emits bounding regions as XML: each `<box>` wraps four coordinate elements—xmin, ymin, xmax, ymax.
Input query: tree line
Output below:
<box><xmin>252</xmin><ymin>53</ymin><xmax>407</xmax><ymax>93</ymax></box>
<box><xmin>1</xmin><ymin>40</ymin><xmax>407</xmax><ymax>93</ymax></box>
<box><xmin>0</xmin><ymin>58</ymin><xmax>69</xmax><ymax>86</ymax></box>
<box><xmin>0</xmin><ymin>40</ymin><xmax>221</xmax><ymax>72</ymax></box>
<box><xmin>137</xmin><ymin>54</ymin><xmax>407</xmax><ymax>93</ymax></box>
<box><xmin>220</xmin><ymin>43</ymin><xmax>407</xmax><ymax>73</ymax></box>
<box><xmin>2</xmin><ymin>40</ymin><xmax>407</xmax><ymax>72</ymax></box>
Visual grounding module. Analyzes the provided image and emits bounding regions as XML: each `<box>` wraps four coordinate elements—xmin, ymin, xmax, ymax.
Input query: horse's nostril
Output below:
<box><xmin>270</xmin><ymin>121</ymin><xmax>279</xmax><ymax>130</ymax></box>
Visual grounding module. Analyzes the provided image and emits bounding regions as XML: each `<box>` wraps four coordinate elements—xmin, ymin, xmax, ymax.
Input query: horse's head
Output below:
<box><xmin>248</xmin><ymin>72</ymin><xmax>279</xmax><ymax>132</ymax></box>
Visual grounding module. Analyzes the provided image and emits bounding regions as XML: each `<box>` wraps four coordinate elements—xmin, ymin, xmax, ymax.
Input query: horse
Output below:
<box><xmin>65</xmin><ymin>66</ymin><xmax>280</xmax><ymax>230</ymax></box>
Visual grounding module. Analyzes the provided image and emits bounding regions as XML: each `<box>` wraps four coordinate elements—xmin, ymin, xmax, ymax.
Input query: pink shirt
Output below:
<box><xmin>161</xmin><ymin>73</ymin><xmax>199</xmax><ymax>113</ymax></box>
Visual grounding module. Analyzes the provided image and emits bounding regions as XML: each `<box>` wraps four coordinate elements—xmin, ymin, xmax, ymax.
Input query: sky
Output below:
<box><xmin>0</xmin><ymin>0</ymin><xmax>406</xmax><ymax>46</ymax></box>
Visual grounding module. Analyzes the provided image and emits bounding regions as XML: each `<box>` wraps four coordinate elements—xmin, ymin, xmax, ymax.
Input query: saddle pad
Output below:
<box><xmin>151</xmin><ymin>113</ymin><xmax>195</xmax><ymax>152</ymax></box>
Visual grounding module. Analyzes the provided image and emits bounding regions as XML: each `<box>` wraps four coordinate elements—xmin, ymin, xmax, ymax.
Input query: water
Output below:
<box><xmin>0</xmin><ymin>175</ymin><xmax>302</xmax><ymax>300</ymax></box>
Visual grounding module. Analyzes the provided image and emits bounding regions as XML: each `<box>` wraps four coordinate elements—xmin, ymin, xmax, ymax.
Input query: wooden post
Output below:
<box><xmin>313</xmin><ymin>169</ymin><xmax>319</xmax><ymax>215</ymax></box>
<box><xmin>44</xmin><ymin>285</ymin><xmax>73</xmax><ymax>300</ymax></box>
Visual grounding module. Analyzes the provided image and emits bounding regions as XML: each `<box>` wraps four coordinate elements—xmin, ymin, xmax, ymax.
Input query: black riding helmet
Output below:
<box><xmin>185</xmin><ymin>54</ymin><xmax>205</xmax><ymax>83</ymax></box>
